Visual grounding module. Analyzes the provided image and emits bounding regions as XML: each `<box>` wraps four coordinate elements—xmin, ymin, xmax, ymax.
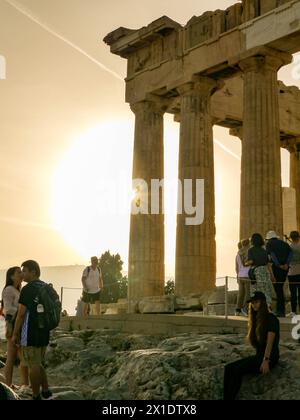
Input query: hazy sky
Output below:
<box><xmin>0</xmin><ymin>0</ymin><xmax>298</xmax><ymax>277</ymax></box>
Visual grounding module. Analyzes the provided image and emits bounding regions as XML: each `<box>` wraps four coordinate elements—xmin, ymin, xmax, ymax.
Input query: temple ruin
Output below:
<box><xmin>104</xmin><ymin>0</ymin><xmax>300</xmax><ymax>309</ymax></box>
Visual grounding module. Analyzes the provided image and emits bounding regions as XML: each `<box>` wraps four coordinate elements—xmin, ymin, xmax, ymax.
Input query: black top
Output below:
<box><xmin>255</xmin><ymin>313</ymin><xmax>280</xmax><ymax>362</ymax></box>
<box><xmin>266</xmin><ymin>238</ymin><xmax>292</xmax><ymax>266</ymax></box>
<box><xmin>248</xmin><ymin>247</ymin><xmax>269</xmax><ymax>267</ymax></box>
<box><xmin>19</xmin><ymin>280</ymin><xmax>50</xmax><ymax>347</ymax></box>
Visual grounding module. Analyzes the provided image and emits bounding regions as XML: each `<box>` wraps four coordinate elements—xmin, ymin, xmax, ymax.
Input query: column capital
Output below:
<box><xmin>130</xmin><ymin>95</ymin><xmax>170</xmax><ymax>115</ymax></box>
<box><xmin>230</xmin><ymin>126</ymin><xmax>243</xmax><ymax>140</ymax></box>
<box><xmin>283</xmin><ymin>138</ymin><xmax>300</xmax><ymax>154</ymax></box>
<box><xmin>239</xmin><ymin>51</ymin><xmax>292</xmax><ymax>74</ymax></box>
<box><xmin>177</xmin><ymin>76</ymin><xmax>222</xmax><ymax>97</ymax></box>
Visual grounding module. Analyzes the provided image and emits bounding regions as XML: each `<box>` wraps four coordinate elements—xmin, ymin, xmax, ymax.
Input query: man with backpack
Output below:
<box><xmin>12</xmin><ymin>260</ymin><xmax>60</xmax><ymax>400</ymax></box>
<box><xmin>82</xmin><ymin>256</ymin><xmax>103</xmax><ymax>316</ymax></box>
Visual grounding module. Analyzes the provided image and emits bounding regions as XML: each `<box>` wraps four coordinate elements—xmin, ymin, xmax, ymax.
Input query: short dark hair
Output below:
<box><xmin>251</xmin><ymin>233</ymin><xmax>264</xmax><ymax>248</ymax></box>
<box><xmin>21</xmin><ymin>260</ymin><xmax>41</xmax><ymax>278</ymax></box>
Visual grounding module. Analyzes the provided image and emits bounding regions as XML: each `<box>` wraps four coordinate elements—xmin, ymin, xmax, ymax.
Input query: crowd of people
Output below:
<box><xmin>235</xmin><ymin>230</ymin><xmax>300</xmax><ymax>318</ymax></box>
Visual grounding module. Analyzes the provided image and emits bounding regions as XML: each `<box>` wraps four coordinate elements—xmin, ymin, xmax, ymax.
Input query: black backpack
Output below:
<box><xmin>36</xmin><ymin>284</ymin><xmax>61</xmax><ymax>331</ymax></box>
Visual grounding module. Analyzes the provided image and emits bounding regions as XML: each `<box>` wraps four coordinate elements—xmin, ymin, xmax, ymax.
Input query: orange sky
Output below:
<box><xmin>0</xmin><ymin>0</ymin><xmax>298</xmax><ymax>277</ymax></box>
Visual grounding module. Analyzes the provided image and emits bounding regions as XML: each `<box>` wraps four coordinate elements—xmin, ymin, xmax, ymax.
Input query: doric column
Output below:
<box><xmin>129</xmin><ymin>98</ymin><xmax>168</xmax><ymax>303</ymax></box>
<box><xmin>175</xmin><ymin>76</ymin><xmax>219</xmax><ymax>297</ymax></box>
<box><xmin>239</xmin><ymin>51</ymin><xmax>292</xmax><ymax>240</ymax></box>
<box><xmin>289</xmin><ymin>140</ymin><xmax>300</xmax><ymax>232</ymax></box>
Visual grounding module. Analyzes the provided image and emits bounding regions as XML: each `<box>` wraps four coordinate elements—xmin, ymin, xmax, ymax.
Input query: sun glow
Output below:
<box><xmin>50</xmin><ymin>121</ymin><xmax>134</xmax><ymax>261</ymax></box>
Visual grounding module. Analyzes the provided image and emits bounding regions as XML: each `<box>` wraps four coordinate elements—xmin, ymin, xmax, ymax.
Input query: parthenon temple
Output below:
<box><xmin>104</xmin><ymin>0</ymin><xmax>300</xmax><ymax>308</ymax></box>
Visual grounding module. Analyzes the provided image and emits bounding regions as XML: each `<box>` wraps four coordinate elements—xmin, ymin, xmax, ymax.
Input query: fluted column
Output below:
<box><xmin>289</xmin><ymin>140</ymin><xmax>300</xmax><ymax>232</ymax></box>
<box><xmin>129</xmin><ymin>99</ymin><xmax>167</xmax><ymax>303</ymax></box>
<box><xmin>239</xmin><ymin>51</ymin><xmax>292</xmax><ymax>240</ymax></box>
<box><xmin>175</xmin><ymin>76</ymin><xmax>219</xmax><ymax>297</ymax></box>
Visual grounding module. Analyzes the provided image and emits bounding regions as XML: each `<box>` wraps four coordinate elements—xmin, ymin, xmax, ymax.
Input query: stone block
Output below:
<box><xmin>206</xmin><ymin>304</ymin><xmax>237</xmax><ymax>316</ymax></box>
<box><xmin>102</xmin><ymin>302</ymin><xmax>128</xmax><ymax>315</ymax></box>
<box><xmin>138</xmin><ymin>296</ymin><xmax>175</xmax><ymax>314</ymax></box>
<box><xmin>225</xmin><ymin>4</ymin><xmax>243</xmax><ymax>31</ymax></box>
<box><xmin>242</xmin><ymin>0</ymin><xmax>260</xmax><ymax>22</ymax></box>
<box><xmin>207</xmin><ymin>287</ymin><xmax>238</xmax><ymax>305</ymax></box>
<box><xmin>175</xmin><ymin>296</ymin><xmax>203</xmax><ymax>310</ymax></box>
<box><xmin>260</xmin><ymin>0</ymin><xmax>277</xmax><ymax>15</ymax></box>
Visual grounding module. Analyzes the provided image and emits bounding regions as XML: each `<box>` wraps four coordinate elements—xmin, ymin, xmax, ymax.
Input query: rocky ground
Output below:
<box><xmin>1</xmin><ymin>329</ymin><xmax>300</xmax><ymax>400</ymax></box>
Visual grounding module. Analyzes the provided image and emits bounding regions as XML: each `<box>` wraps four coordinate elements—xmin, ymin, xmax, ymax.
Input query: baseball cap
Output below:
<box><xmin>247</xmin><ymin>291</ymin><xmax>267</xmax><ymax>303</ymax></box>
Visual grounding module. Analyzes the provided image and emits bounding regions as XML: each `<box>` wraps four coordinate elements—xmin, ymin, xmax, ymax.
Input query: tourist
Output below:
<box><xmin>266</xmin><ymin>231</ymin><xmax>293</xmax><ymax>317</ymax></box>
<box><xmin>287</xmin><ymin>231</ymin><xmax>300</xmax><ymax>317</ymax></box>
<box><xmin>11</xmin><ymin>260</ymin><xmax>52</xmax><ymax>400</ymax></box>
<box><xmin>81</xmin><ymin>257</ymin><xmax>103</xmax><ymax>316</ymax></box>
<box><xmin>246</xmin><ymin>233</ymin><xmax>274</xmax><ymax>308</ymax></box>
<box><xmin>235</xmin><ymin>239</ymin><xmax>251</xmax><ymax>316</ymax></box>
<box><xmin>224</xmin><ymin>292</ymin><xmax>280</xmax><ymax>400</ymax></box>
<box><xmin>1</xmin><ymin>267</ymin><xmax>29</xmax><ymax>389</ymax></box>
<box><xmin>75</xmin><ymin>298</ymin><xmax>85</xmax><ymax>317</ymax></box>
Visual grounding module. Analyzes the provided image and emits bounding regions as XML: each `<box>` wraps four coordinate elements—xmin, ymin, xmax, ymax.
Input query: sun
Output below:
<box><xmin>50</xmin><ymin>120</ymin><xmax>134</xmax><ymax>261</ymax></box>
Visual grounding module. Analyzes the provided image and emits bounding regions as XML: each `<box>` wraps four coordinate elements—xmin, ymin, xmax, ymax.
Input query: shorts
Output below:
<box><xmin>20</xmin><ymin>346</ymin><xmax>47</xmax><ymax>368</ymax></box>
<box><xmin>82</xmin><ymin>290</ymin><xmax>101</xmax><ymax>304</ymax></box>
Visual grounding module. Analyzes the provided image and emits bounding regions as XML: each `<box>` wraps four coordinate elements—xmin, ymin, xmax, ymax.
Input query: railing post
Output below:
<box><xmin>60</xmin><ymin>287</ymin><xmax>64</xmax><ymax>309</ymax></box>
<box><xmin>225</xmin><ymin>276</ymin><xmax>229</xmax><ymax>321</ymax></box>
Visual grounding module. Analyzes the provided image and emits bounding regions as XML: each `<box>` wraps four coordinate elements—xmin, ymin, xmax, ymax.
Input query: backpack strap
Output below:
<box><xmin>87</xmin><ymin>266</ymin><xmax>101</xmax><ymax>276</ymax></box>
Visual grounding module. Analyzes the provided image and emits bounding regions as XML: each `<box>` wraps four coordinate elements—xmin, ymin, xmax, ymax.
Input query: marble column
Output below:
<box><xmin>289</xmin><ymin>140</ymin><xmax>300</xmax><ymax>232</ymax></box>
<box><xmin>129</xmin><ymin>99</ymin><xmax>168</xmax><ymax>303</ymax></box>
<box><xmin>175</xmin><ymin>76</ymin><xmax>219</xmax><ymax>297</ymax></box>
<box><xmin>239</xmin><ymin>51</ymin><xmax>292</xmax><ymax>240</ymax></box>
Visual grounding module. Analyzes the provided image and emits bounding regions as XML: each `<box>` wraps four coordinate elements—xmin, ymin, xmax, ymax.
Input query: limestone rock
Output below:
<box><xmin>54</xmin><ymin>336</ymin><xmax>85</xmax><ymax>353</ymax></box>
<box><xmin>0</xmin><ymin>382</ymin><xmax>19</xmax><ymax>400</ymax></box>
<box><xmin>52</xmin><ymin>391</ymin><xmax>85</xmax><ymax>400</ymax></box>
<box><xmin>14</xmin><ymin>328</ymin><xmax>299</xmax><ymax>400</ymax></box>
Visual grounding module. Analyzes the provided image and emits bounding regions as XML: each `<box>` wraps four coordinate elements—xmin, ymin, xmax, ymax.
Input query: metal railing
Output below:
<box><xmin>60</xmin><ymin>276</ymin><xmax>300</xmax><ymax>317</ymax></box>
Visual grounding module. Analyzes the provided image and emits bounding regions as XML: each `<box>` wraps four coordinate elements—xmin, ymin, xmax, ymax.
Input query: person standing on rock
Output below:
<box><xmin>246</xmin><ymin>234</ymin><xmax>274</xmax><ymax>308</ymax></box>
<box><xmin>224</xmin><ymin>291</ymin><xmax>280</xmax><ymax>400</ymax></box>
<box><xmin>11</xmin><ymin>260</ymin><xmax>53</xmax><ymax>400</ymax></box>
<box><xmin>235</xmin><ymin>239</ymin><xmax>251</xmax><ymax>316</ymax></box>
<box><xmin>81</xmin><ymin>257</ymin><xmax>103</xmax><ymax>316</ymax></box>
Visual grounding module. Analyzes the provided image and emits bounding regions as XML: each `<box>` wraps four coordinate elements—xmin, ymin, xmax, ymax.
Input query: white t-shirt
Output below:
<box><xmin>236</xmin><ymin>254</ymin><xmax>249</xmax><ymax>278</ymax></box>
<box><xmin>82</xmin><ymin>267</ymin><xmax>102</xmax><ymax>293</ymax></box>
<box><xmin>2</xmin><ymin>286</ymin><xmax>20</xmax><ymax>316</ymax></box>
